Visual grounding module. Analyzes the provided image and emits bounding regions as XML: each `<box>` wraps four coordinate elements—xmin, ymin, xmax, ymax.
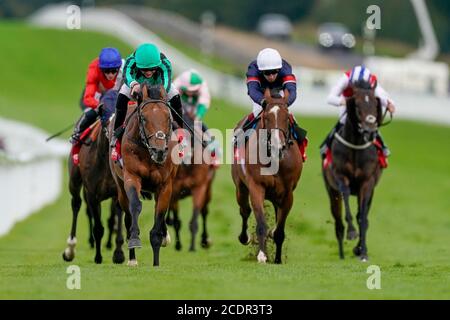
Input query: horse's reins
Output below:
<box><xmin>335</xmin><ymin>94</ymin><xmax>393</xmax><ymax>150</ymax></box>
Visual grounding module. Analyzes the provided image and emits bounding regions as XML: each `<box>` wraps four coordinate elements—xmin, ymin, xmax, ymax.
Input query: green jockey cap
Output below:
<box><xmin>135</xmin><ymin>43</ymin><xmax>161</xmax><ymax>69</ymax></box>
<box><xmin>184</xmin><ymin>70</ymin><xmax>203</xmax><ymax>92</ymax></box>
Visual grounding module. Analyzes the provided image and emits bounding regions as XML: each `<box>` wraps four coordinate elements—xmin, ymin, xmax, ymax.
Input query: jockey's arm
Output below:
<box><xmin>196</xmin><ymin>82</ymin><xmax>211</xmax><ymax>120</ymax></box>
<box><xmin>280</xmin><ymin>62</ymin><xmax>297</xmax><ymax>106</ymax></box>
<box><xmin>375</xmin><ymin>84</ymin><xmax>396</xmax><ymax>113</ymax></box>
<box><xmin>159</xmin><ymin>55</ymin><xmax>173</xmax><ymax>93</ymax></box>
<box><xmin>327</xmin><ymin>74</ymin><xmax>349</xmax><ymax>107</ymax></box>
<box><xmin>246</xmin><ymin>63</ymin><xmax>265</xmax><ymax>106</ymax></box>
<box><xmin>113</xmin><ymin>59</ymin><xmax>125</xmax><ymax>91</ymax></box>
<box><xmin>83</xmin><ymin>62</ymin><xmax>100</xmax><ymax>109</ymax></box>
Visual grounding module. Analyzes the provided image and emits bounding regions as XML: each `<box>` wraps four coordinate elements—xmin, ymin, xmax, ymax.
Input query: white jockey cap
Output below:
<box><xmin>257</xmin><ymin>48</ymin><xmax>282</xmax><ymax>71</ymax></box>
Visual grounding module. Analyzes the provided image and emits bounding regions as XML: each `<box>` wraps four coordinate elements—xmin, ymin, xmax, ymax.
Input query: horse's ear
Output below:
<box><xmin>159</xmin><ymin>84</ymin><xmax>167</xmax><ymax>100</ymax></box>
<box><xmin>346</xmin><ymin>97</ymin><xmax>357</xmax><ymax>122</ymax></box>
<box><xmin>376</xmin><ymin>97</ymin><xmax>383</xmax><ymax>126</ymax></box>
<box><xmin>142</xmin><ymin>83</ymin><xmax>149</xmax><ymax>100</ymax></box>
<box><xmin>264</xmin><ymin>88</ymin><xmax>271</xmax><ymax>102</ymax></box>
<box><xmin>283</xmin><ymin>88</ymin><xmax>289</xmax><ymax>104</ymax></box>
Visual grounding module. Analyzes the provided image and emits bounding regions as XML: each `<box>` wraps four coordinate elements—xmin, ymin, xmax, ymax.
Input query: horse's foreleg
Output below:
<box><xmin>354</xmin><ymin>181</ymin><xmax>375</xmax><ymax>262</ymax></box>
<box><xmin>249</xmin><ymin>182</ymin><xmax>267</xmax><ymax>263</ymax></box>
<box><xmin>189</xmin><ymin>184</ymin><xmax>208</xmax><ymax>252</ymax></box>
<box><xmin>273</xmin><ymin>193</ymin><xmax>293</xmax><ymax>264</ymax></box>
<box><xmin>106</xmin><ymin>200</ymin><xmax>116</xmax><ymax>249</ymax></box>
<box><xmin>124</xmin><ymin>174</ymin><xmax>143</xmax><ymax>250</ymax></box>
<box><xmin>170</xmin><ymin>201</ymin><xmax>182</xmax><ymax>251</ymax></box>
<box><xmin>117</xmin><ymin>182</ymin><xmax>136</xmax><ymax>266</ymax></box>
<box><xmin>112</xmin><ymin>197</ymin><xmax>125</xmax><ymax>264</ymax></box>
<box><xmin>325</xmin><ymin>182</ymin><xmax>345</xmax><ymax>259</ymax></box>
<box><xmin>200</xmin><ymin>185</ymin><xmax>212</xmax><ymax>249</ymax></box>
<box><xmin>236</xmin><ymin>183</ymin><xmax>251</xmax><ymax>245</ymax></box>
<box><xmin>337</xmin><ymin>178</ymin><xmax>358</xmax><ymax>240</ymax></box>
<box><xmin>63</xmin><ymin>168</ymin><xmax>82</xmax><ymax>262</ymax></box>
<box><xmin>86</xmin><ymin>196</ymin><xmax>104</xmax><ymax>264</ymax></box>
<box><xmin>150</xmin><ymin>182</ymin><xmax>173</xmax><ymax>266</ymax></box>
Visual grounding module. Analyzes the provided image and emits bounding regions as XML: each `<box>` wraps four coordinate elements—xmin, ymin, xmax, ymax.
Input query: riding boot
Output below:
<box><xmin>376</xmin><ymin>132</ymin><xmax>391</xmax><ymax>157</ymax></box>
<box><xmin>289</xmin><ymin>114</ymin><xmax>308</xmax><ymax>161</ymax></box>
<box><xmin>320</xmin><ymin>121</ymin><xmax>343</xmax><ymax>158</ymax></box>
<box><xmin>110</xmin><ymin>93</ymin><xmax>129</xmax><ymax>148</ymax></box>
<box><xmin>70</xmin><ymin>108</ymin><xmax>98</xmax><ymax>144</ymax></box>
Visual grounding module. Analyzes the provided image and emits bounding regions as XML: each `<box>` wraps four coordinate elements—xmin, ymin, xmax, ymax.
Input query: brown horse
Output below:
<box><xmin>167</xmin><ymin>113</ymin><xmax>216</xmax><ymax>251</ymax></box>
<box><xmin>231</xmin><ymin>88</ymin><xmax>303</xmax><ymax>264</ymax></box>
<box><xmin>109</xmin><ymin>83</ymin><xmax>178</xmax><ymax>267</ymax></box>
<box><xmin>63</xmin><ymin>94</ymin><xmax>125</xmax><ymax>264</ymax></box>
<box><xmin>322</xmin><ymin>86</ymin><xmax>384</xmax><ymax>262</ymax></box>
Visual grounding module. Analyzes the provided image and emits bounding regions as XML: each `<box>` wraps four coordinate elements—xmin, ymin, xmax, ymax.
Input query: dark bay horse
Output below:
<box><xmin>109</xmin><ymin>83</ymin><xmax>178</xmax><ymax>267</ymax></box>
<box><xmin>232</xmin><ymin>88</ymin><xmax>303</xmax><ymax>264</ymax></box>
<box><xmin>63</xmin><ymin>91</ymin><xmax>125</xmax><ymax>264</ymax></box>
<box><xmin>167</xmin><ymin>113</ymin><xmax>216</xmax><ymax>251</ymax></box>
<box><xmin>322</xmin><ymin>86</ymin><xmax>384</xmax><ymax>262</ymax></box>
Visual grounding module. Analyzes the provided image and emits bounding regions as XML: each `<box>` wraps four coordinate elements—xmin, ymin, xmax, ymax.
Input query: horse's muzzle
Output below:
<box><xmin>151</xmin><ymin>147</ymin><xmax>169</xmax><ymax>164</ymax></box>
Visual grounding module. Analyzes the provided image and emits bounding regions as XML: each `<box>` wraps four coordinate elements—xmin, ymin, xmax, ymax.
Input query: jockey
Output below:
<box><xmin>173</xmin><ymin>69</ymin><xmax>211</xmax><ymax>122</ymax></box>
<box><xmin>173</xmin><ymin>69</ymin><xmax>220</xmax><ymax>164</ymax></box>
<box><xmin>320</xmin><ymin>65</ymin><xmax>396</xmax><ymax>157</ymax></box>
<box><xmin>70</xmin><ymin>47</ymin><xmax>123</xmax><ymax>164</ymax></box>
<box><xmin>242</xmin><ymin>48</ymin><xmax>307</xmax><ymax>159</ymax></box>
<box><xmin>110</xmin><ymin>43</ymin><xmax>184</xmax><ymax>160</ymax></box>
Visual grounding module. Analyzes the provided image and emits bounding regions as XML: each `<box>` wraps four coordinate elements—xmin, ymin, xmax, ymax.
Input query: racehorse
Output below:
<box><xmin>231</xmin><ymin>88</ymin><xmax>303</xmax><ymax>264</ymax></box>
<box><xmin>109</xmin><ymin>83</ymin><xmax>178</xmax><ymax>267</ymax></box>
<box><xmin>166</xmin><ymin>112</ymin><xmax>216</xmax><ymax>252</ymax></box>
<box><xmin>322</xmin><ymin>86</ymin><xmax>384</xmax><ymax>262</ymax></box>
<box><xmin>63</xmin><ymin>90</ymin><xmax>125</xmax><ymax>264</ymax></box>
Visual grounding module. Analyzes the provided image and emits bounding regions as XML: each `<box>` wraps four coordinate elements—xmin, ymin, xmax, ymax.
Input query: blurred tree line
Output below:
<box><xmin>2</xmin><ymin>0</ymin><xmax>449</xmax><ymax>52</ymax></box>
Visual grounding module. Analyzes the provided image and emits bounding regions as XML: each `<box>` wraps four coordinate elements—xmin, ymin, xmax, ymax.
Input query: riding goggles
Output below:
<box><xmin>262</xmin><ymin>69</ymin><xmax>280</xmax><ymax>76</ymax></box>
<box><xmin>101</xmin><ymin>68</ymin><xmax>119</xmax><ymax>74</ymax></box>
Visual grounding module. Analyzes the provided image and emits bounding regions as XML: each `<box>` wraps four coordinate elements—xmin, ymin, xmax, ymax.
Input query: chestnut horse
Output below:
<box><xmin>322</xmin><ymin>86</ymin><xmax>384</xmax><ymax>262</ymax></box>
<box><xmin>63</xmin><ymin>91</ymin><xmax>125</xmax><ymax>264</ymax></box>
<box><xmin>232</xmin><ymin>88</ymin><xmax>303</xmax><ymax>264</ymax></box>
<box><xmin>109</xmin><ymin>83</ymin><xmax>178</xmax><ymax>267</ymax></box>
<box><xmin>167</xmin><ymin>112</ymin><xmax>216</xmax><ymax>251</ymax></box>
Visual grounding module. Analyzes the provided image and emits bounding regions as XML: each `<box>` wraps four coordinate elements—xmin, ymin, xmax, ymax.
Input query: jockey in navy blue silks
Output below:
<box><xmin>242</xmin><ymin>48</ymin><xmax>307</xmax><ymax>160</ymax></box>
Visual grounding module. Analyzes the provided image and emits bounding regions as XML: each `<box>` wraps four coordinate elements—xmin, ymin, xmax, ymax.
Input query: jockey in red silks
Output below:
<box><xmin>70</xmin><ymin>47</ymin><xmax>123</xmax><ymax>165</ymax></box>
<box><xmin>320</xmin><ymin>65</ymin><xmax>396</xmax><ymax>159</ymax></box>
<box><xmin>240</xmin><ymin>48</ymin><xmax>308</xmax><ymax>161</ymax></box>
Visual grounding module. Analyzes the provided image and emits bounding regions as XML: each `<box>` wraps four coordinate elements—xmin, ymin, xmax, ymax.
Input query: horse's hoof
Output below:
<box><xmin>128</xmin><ymin>238</ymin><xmax>142</xmax><ymax>249</ymax></box>
<box><xmin>238</xmin><ymin>233</ymin><xmax>251</xmax><ymax>245</ymax></box>
<box><xmin>161</xmin><ymin>232</ymin><xmax>171</xmax><ymax>247</ymax></box>
<box><xmin>359</xmin><ymin>255</ymin><xmax>369</xmax><ymax>262</ymax></box>
<box><xmin>175</xmin><ymin>242</ymin><xmax>182</xmax><ymax>251</ymax></box>
<box><xmin>257</xmin><ymin>250</ymin><xmax>267</xmax><ymax>264</ymax></box>
<box><xmin>113</xmin><ymin>250</ymin><xmax>125</xmax><ymax>264</ymax></box>
<box><xmin>95</xmin><ymin>255</ymin><xmax>103</xmax><ymax>264</ymax></box>
<box><xmin>62</xmin><ymin>250</ymin><xmax>74</xmax><ymax>262</ymax></box>
<box><xmin>347</xmin><ymin>230</ymin><xmax>358</xmax><ymax>240</ymax></box>
<box><xmin>189</xmin><ymin>246</ymin><xmax>196</xmax><ymax>252</ymax></box>
<box><xmin>106</xmin><ymin>242</ymin><xmax>113</xmax><ymax>250</ymax></box>
<box><xmin>201</xmin><ymin>239</ymin><xmax>212</xmax><ymax>249</ymax></box>
<box><xmin>353</xmin><ymin>246</ymin><xmax>362</xmax><ymax>257</ymax></box>
<box><xmin>127</xmin><ymin>259</ymin><xmax>138</xmax><ymax>267</ymax></box>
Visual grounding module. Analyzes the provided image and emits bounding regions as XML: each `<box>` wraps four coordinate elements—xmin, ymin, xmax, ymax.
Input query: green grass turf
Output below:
<box><xmin>0</xmin><ymin>22</ymin><xmax>449</xmax><ymax>299</ymax></box>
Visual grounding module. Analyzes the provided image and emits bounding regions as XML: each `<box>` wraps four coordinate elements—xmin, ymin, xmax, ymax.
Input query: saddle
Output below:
<box><xmin>322</xmin><ymin>140</ymin><xmax>388</xmax><ymax>170</ymax></box>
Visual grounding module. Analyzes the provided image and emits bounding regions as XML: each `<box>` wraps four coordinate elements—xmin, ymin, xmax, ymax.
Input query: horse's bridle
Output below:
<box><xmin>262</xmin><ymin>106</ymin><xmax>293</xmax><ymax>156</ymax></box>
<box><xmin>137</xmin><ymin>98</ymin><xmax>173</xmax><ymax>163</ymax></box>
